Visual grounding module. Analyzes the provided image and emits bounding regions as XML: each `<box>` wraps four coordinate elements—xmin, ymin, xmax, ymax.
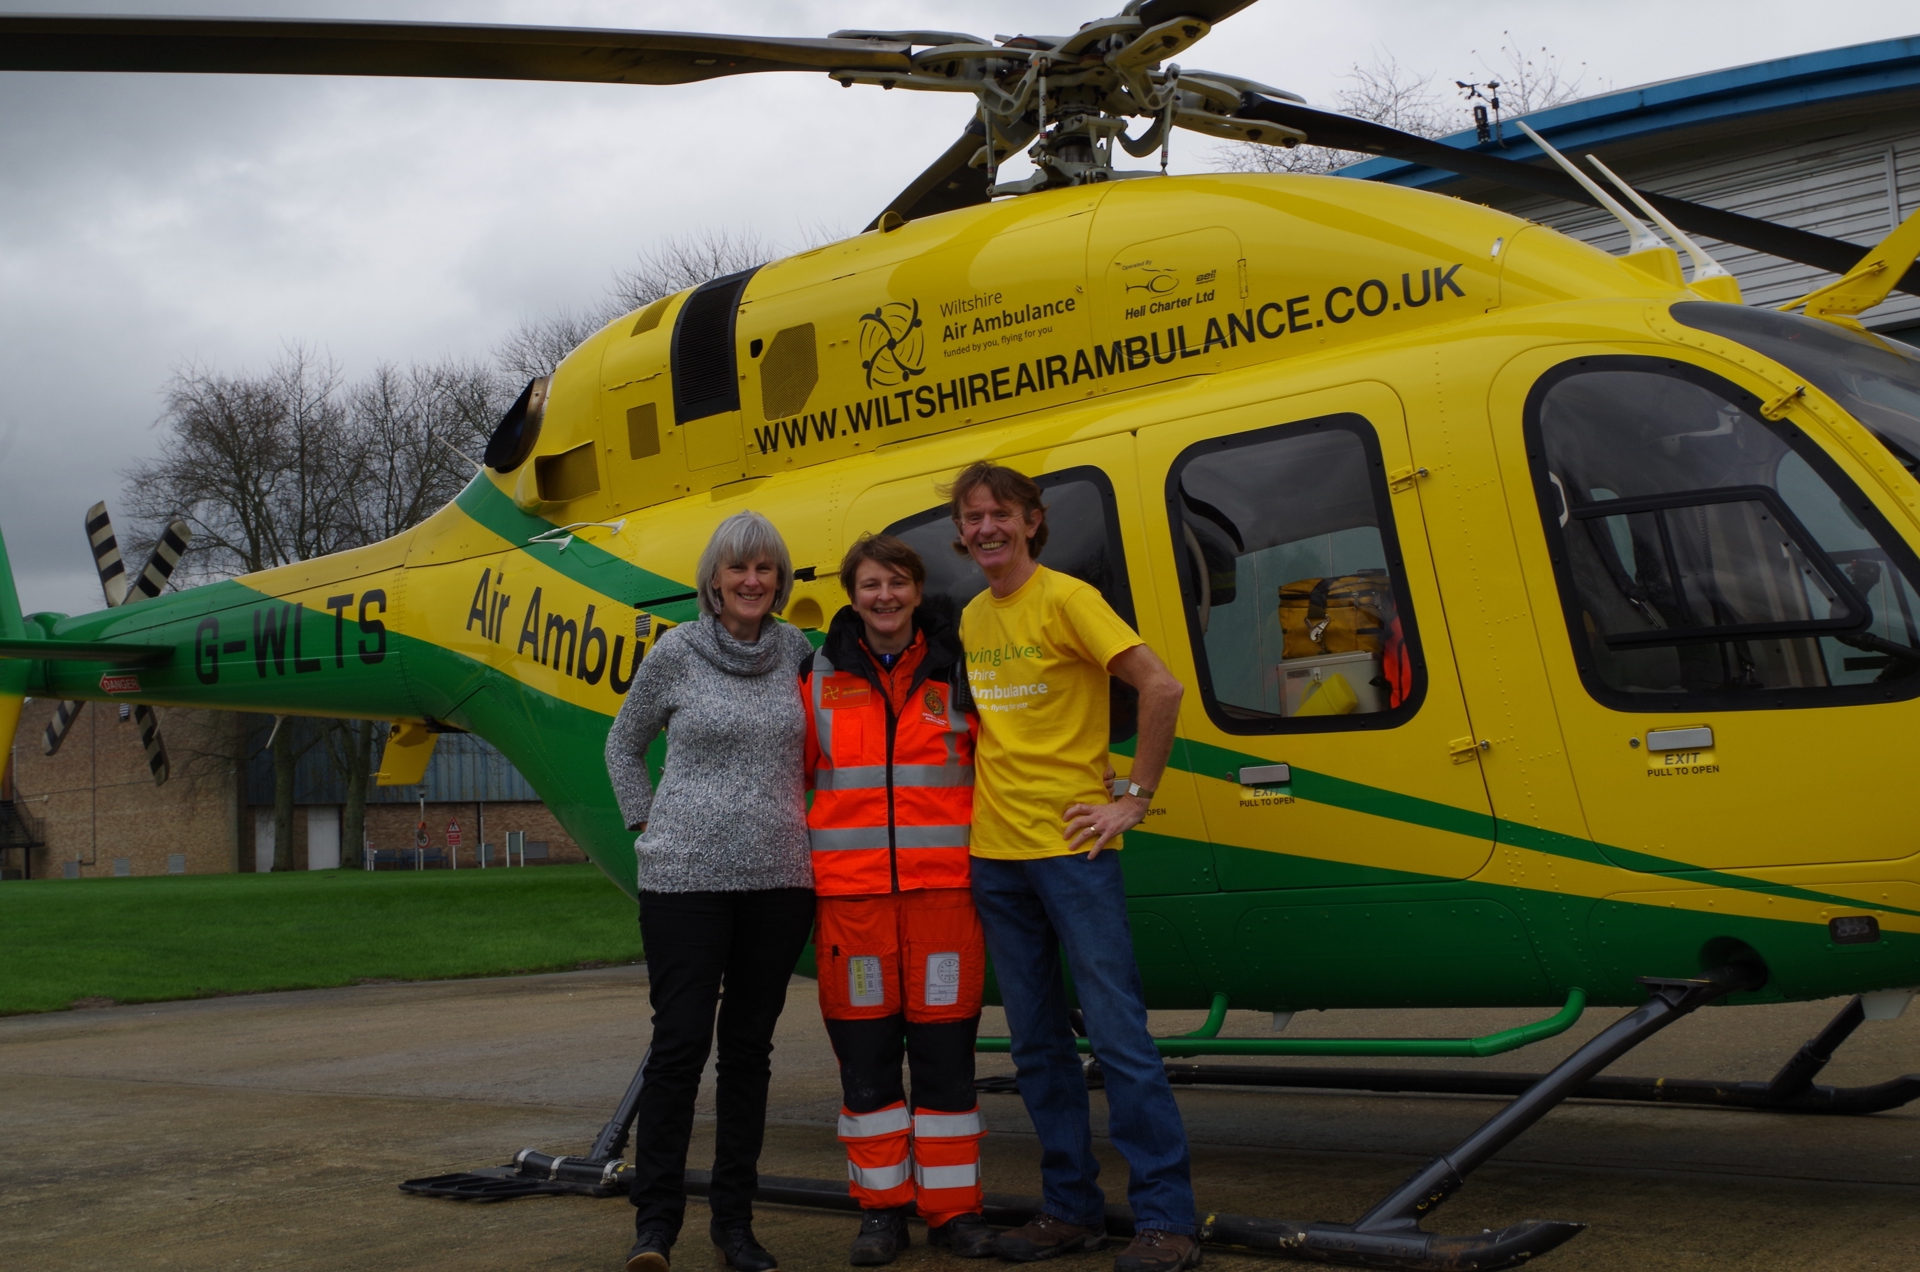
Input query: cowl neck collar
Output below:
<box><xmin>683</xmin><ymin>613</ymin><xmax>785</xmax><ymax>677</ymax></box>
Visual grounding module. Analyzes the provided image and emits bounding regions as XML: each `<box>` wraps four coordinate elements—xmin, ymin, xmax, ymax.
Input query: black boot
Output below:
<box><xmin>711</xmin><ymin>1222</ymin><xmax>778</xmax><ymax>1272</ymax></box>
<box><xmin>849</xmin><ymin>1207</ymin><xmax>913</xmax><ymax>1266</ymax></box>
<box><xmin>625</xmin><ymin>1229</ymin><xmax>672</xmax><ymax>1272</ymax></box>
<box><xmin>928</xmin><ymin>1213</ymin><xmax>998</xmax><ymax>1259</ymax></box>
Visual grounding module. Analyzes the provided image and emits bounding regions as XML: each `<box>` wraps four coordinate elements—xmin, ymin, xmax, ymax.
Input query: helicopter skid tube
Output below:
<box><xmin>404</xmin><ymin>973</ymin><xmax>1761</xmax><ymax>1268</ymax></box>
<box><xmin>973</xmin><ymin>989</ymin><xmax>1589</xmax><ymax>1059</ymax></box>
<box><xmin>1143</xmin><ymin>1065</ymin><xmax>1920</xmax><ymax>1115</ymax></box>
<box><xmin>680</xmin><ymin>1172</ymin><xmax>1582</xmax><ymax>1271</ymax></box>
<box><xmin>1116</xmin><ymin>994</ymin><xmax>1918</xmax><ymax>1115</ymax></box>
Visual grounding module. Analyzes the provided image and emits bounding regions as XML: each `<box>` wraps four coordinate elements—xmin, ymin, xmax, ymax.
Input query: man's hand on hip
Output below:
<box><xmin>1062</xmin><ymin>793</ymin><xmax>1149</xmax><ymax>858</ymax></box>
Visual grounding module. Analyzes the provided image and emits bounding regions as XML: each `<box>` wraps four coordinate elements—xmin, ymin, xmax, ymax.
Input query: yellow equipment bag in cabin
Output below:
<box><xmin>1278</xmin><ymin>571</ymin><xmax>1393</xmax><ymax>659</ymax></box>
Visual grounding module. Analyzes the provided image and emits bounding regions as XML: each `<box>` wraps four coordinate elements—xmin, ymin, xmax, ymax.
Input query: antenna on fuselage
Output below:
<box><xmin>1582</xmin><ymin>152</ymin><xmax>1739</xmax><ymax>297</ymax></box>
<box><xmin>1514</xmin><ymin>120</ymin><xmax>1666</xmax><ymax>257</ymax></box>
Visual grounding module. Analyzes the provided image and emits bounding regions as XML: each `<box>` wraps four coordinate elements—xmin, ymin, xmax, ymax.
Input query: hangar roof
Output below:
<box><xmin>1343</xmin><ymin>34</ymin><xmax>1920</xmax><ymax>190</ymax></box>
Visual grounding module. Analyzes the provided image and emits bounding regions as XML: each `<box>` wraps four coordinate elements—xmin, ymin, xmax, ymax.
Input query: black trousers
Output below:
<box><xmin>630</xmin><ymin>887</ymin><xmax>816</xmax><ymax>1242</ymax></box>
<box><xmin>826</xmin><ymin>1015</ymin><xmax>981</xmax><ymax>1116</ymax></box>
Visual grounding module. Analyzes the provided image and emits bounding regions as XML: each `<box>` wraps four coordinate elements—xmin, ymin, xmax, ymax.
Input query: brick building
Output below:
<box><xmin>1</xmin><ymin>701</ymin><xmax>583</xmax><ymax>879</ymax></box>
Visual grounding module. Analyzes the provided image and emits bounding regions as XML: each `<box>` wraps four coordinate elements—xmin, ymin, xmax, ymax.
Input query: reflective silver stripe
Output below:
<box><xmin>900</xmin><ymin>764</ymin><xmax>972</xmax><ymax>787</ymax></box>
<box><xmin>812</xmin><ymin>826</ymin><xmax>892</xmax><ymax>852</ymax></box>
<box><xmin>815</xmin><ymin>765</ymin><xmax>886</xmax><ymax>791</ymax></box>
<box><xmin>947</xmin><ymin>689</ymin><xmax>971</xmax><ymax>733</ymax></box>
<box><xmin>838</xmin><ymin>1105</ymin><xmax>912</xmax><ymax>1138</ymax></box>
<box><xmin>913</xmin><ymin>1162</ymin><xmax>980</xmax><ymax>1190</ymax></box>
<box><xmin>811</xmin><ymin>650</ymin><xmax>835</xmax><ymax>757</ymax></box>
<box><xmin>814</xmin><ymin>764</ymin><xmax>974</xmax><ymax>791</ymax></box>
<box><xmin>814</xmin><ymin>824</ymin><xmax>972</xmax><ymax>851</ymax></box>
<box><xmin>896</xmin><ymin>824</ymin><xmax>970</xmax><ymax>849</ymax></box>
<box><xmin>849</xmin><ymin>1159</ymin><xmax>912</xmax><ymax>1191</ymax></box>
<box><xmin>913</xmin><ymin>1110</ymin><xmax>983</xmax><ymax>1139</ymax></box>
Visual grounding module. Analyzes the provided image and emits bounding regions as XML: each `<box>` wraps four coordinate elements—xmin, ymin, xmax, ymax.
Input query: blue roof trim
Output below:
<box><xmin>1343</xmin><ymin>33</ymin><xmax>1920</xmax><ymax>190</ymax></box>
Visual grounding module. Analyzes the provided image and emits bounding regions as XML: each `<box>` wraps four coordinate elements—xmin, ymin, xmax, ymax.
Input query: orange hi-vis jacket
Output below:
<box><xmin>802</xmin><ymin>599</ymin><xmax>977</xmax><ymax>896</ymax></box>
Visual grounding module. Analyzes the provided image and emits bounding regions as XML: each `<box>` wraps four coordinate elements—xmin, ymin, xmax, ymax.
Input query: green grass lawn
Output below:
<box><xmin>0</xmin><ymin>865</ymin><xmax>642</xmax><ymax>1015</ymax></box>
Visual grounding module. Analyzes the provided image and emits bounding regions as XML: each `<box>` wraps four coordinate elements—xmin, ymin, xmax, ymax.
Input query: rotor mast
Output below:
<box><xmin>828</xmin><ymin>5</ymin><xmax>1307</xmax><ymax>197</ymax></box>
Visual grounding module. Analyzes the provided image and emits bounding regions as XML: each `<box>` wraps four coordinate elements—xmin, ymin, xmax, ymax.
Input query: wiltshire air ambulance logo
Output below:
<box><xmin>858</xmin><ymin>300</ymin><xmax>926</xmax><ymax>389</ymax></box>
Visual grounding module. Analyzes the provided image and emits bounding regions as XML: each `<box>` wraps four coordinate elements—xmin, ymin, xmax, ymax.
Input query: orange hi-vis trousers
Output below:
<box><xmin>836</xmin><ymin>1102</ymin><xmax>986</xmax><ymax>1225</ymax></box>
<box><xmin>819</xmin><ymin>889</ymin><xmax>985</xmax><ymax>1225</ymax></box>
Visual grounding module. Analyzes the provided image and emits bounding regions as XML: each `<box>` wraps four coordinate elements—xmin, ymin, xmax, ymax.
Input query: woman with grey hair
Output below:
<box><xmin>606</xmin><ymin>509</ymin><xmax>816</xmax><ymax>1272</ymax></box>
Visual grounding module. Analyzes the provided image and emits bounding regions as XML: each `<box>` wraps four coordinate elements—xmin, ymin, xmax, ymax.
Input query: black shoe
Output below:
<box><xmin>928</xmin><ymin>1213</ymin><xmax>998</xmax><ymax>1258</ymax></box>
<box><xmin>626</xmin><ymin>1230</ymin><xmax>672</xmax><ymax>1272</ymax></box>
<box><xmin>849</xmin><ymin>1207</ymin><xmax>913</xmax><ymax>1266</ymax></box>
<box><xmin>712</xmin><ymin>1223</ymin><xmax>778</xmax><ymax>1272</ymax></box>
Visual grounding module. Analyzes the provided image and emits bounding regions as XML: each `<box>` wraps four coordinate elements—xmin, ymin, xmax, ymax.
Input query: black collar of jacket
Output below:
<box><xmin>819</xmin><ymin>593</ymin><xmax>964</xmax><ymax>697</ymax></box>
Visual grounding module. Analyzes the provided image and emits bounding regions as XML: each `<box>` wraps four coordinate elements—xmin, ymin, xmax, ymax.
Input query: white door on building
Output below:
<box><xmin>307</xmin><ymin>806</ymin><xmax>341</xmax><ymax>871</ymax></box>
<box><xmin>253</xmin><ymin>808</ymin><xmax>275</xmax><ymax>873</ymax></box>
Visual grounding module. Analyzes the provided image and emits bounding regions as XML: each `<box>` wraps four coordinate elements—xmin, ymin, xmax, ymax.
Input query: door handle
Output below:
<box><xmin>1239</xmin><ymin>763</ymin><xmax>1291</xmax><ymax>785</ymax></box>
<box><xmin>1647</xmin><ymin>726</ymin><xmax>1713</xmax><ymax>750</ymax></box>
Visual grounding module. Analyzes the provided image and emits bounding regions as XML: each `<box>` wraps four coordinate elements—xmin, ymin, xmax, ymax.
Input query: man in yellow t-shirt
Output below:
<box><xmin>948</xmin><ymin>461</ymin><xmax>1199</xmax><ymax>1272</ymax></box>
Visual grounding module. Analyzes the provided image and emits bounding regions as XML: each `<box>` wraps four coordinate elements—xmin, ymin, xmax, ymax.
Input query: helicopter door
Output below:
<box><xmin>846</xmin><ymin>443</ymin><xmax>1215</xmax><ymax>900</ymax></box>
<box><xmin>1139</xmin><ymin>383</ymin><xmax>1496</xmax><ymax>890</ymax></box>
<box><xmin>1504</xmin><ymin>354</ymin><xmax>1920</xmax><ymax>873</ymax></box>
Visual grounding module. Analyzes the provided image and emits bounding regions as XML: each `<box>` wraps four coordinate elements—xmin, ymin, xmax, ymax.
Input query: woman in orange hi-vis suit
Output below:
<box><xmin>802</xmin><ymin>534</ymin><xmax>996</xmax><ymax>1266</ymax></box>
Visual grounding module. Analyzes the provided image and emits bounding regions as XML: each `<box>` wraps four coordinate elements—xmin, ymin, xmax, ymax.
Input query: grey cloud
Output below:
<box><xmin>3</xmin><ymin>0</ymin><xmax>1917</xmax><ymax>614</ymax></box>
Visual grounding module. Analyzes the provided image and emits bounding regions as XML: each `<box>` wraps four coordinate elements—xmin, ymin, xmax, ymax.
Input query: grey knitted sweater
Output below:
<box><xmin>604</xmin><ymin>614</ymin><xmax>814</xmax><ymax>894</ymax></box>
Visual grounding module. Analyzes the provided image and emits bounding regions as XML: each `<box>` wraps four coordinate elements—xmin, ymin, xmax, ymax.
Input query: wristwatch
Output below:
<box><xmin>1124</xmin><ymin>781</ymin><xmax>1155</xmax><ymax>803</ymax></box>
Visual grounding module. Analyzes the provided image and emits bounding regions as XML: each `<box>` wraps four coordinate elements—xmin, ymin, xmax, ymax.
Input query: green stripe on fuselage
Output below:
<box><xmin>453</xmin><ymin>477</ymin><xmax>700</xmax><ymax>620</ymax></box>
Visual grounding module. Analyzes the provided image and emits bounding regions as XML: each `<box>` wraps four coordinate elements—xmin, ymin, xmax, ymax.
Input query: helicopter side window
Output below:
<box><xmin>1167</xmin><ymin>414</ymin><xmax>1425</xmax><ymax>734</ymax></box>
<box><xmin>883</xmin><ymin>466</ymin><xmax>1140</xmax><ymax>741</ymax></box>
<box><xmin>1527</xmin><ymin>357</ymin><xmax>1920</xmax><ymax>709</ymax></box>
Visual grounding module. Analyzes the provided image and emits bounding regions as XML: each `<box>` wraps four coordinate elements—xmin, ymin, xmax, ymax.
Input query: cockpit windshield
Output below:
<box><xmin>1672</xmin><ymin>302</ymin><xmax>1920</xmax><ymax>475</ymax></box>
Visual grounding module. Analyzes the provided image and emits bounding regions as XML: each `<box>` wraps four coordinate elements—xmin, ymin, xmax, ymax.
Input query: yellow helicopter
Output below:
<box><xmin>4</xmin><ymin>6</ymin><xmax>1920</xmax><ymax>1267</ymax></box>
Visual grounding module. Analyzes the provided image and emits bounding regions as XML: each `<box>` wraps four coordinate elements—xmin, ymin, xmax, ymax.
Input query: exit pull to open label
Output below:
<box><xmin>1647</xmin><ymin>748</ymin><xmax>1719</xmax><ymax>777</ymax></box>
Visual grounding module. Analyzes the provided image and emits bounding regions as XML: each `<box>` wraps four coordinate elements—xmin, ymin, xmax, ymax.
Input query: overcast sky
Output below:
<box><xmin>3</xmin><ymin>0</ymin><xmax>1916</xmax><ymax>615</ymax></box>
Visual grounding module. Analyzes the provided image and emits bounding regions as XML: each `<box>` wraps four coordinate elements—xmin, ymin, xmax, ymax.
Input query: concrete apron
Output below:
<box><xmin>2</xmin><ymin>966</ymin><xmax>1916</xmax><ymax>1271</ymax></box>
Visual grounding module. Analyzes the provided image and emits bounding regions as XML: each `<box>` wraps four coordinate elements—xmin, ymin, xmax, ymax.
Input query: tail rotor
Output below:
<box><xmin>41</xmin><ymin>502</ymin><xmax>190</xmax><ymax>784</ymax></box>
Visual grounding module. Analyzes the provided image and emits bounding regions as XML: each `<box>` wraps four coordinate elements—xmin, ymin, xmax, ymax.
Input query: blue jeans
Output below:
<box><xmin>970</xmin><ymin>852</ymin><xmax>1195</xmax><ymax>1235</ymax></box>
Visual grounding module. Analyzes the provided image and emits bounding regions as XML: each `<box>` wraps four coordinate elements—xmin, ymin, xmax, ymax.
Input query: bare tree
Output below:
<box><xmin>125</xmin><ymin>347</ymin><xmax>360</xmax><ymax>870</ymax></box>
<box><xmin>128</xmin><ymin>346</ymin><xmax>354</xmax><ymax>583</ymax></box>
<box><xmin>1216</xmin><ymin>54</ymin><xmax>1455</xmax><ymax>176</ymax></box>
<box><xmin>125</xmin><ymin>349</ymin><xmax>506</xmax><ymax>869</ymax></box>
<box><xmin>122</xmin><ymin>227</ymin><xmax>822</xmax><ymax>867</ymax></box>
<box><xmin>345</xmin><ymin>357</ymin><xmax>504</xmax><ymax>543</ymax></box>
<box><xmin>328</xmin><ymin>357</ymin><xmax>506</xmax><ymax>863</ymax></box>
<box><xmin>1217</xmin><ymin>40</ymin><xmax>1598</xmax><ymax>176</ymax></box>
<box><xmin>494</xmin><ymin>227</ymin><xmax>779</xmax><ymax>382</ymax></box>
<box><xmin>609</xmin><ymin>227</ymin><xmax>775</xmax><ymax>311</ymax></box>
<box><xmin>495</xmin><ymin>306</ymin><xmax>616</xmax><ymax>385</ymax></box>
<box><xmin>1471</xmin><ymin>34</ymin><xmax>1595</xmax><ymax>118</ymax></box>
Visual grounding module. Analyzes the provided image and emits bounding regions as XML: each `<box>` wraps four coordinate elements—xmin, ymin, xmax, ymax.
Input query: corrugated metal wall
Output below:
<box><xmin>244</xmin><ymin>719</ymin><xmax>540</xmax><ymax>805</ymax></box>
<box><xmin>1473</xmin><ymin>116</ymin><xmax>1918</xmax><ymax>333</ymax></box>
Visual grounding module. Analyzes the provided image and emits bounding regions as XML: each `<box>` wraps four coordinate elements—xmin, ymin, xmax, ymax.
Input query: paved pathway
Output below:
<box><xmin>3</xmin><ymin>967</ymin><xmax>1916</xmax><ymax>1270</ymax></box>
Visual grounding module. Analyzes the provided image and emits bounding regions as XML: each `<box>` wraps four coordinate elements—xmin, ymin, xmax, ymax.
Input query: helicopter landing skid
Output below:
<box><xmin>1011</xmin><ymin>993</ymin><xmax>1917</xmax><ymax>1117</ymax></box>
<box><xmin>402</xmin><ymin>973</ymin><xmax>1753</xmax><ymax>1269</ymax></box>
<box><xmin>398</xmin><ymin>1048</ymin><xmax>649</xmax><ymax>1203</ymax></box>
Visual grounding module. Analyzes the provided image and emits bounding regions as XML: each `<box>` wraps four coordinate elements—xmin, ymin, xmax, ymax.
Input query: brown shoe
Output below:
<box><xmin>992</xmin><ymin>1213</ymin><xmax>1106</xmax><ymax>1262</ymax></box>
<box><xmin>1114</xmin><ymin>1230</ymin><xmax>1200</xmax><ymax>1272</ymax></box>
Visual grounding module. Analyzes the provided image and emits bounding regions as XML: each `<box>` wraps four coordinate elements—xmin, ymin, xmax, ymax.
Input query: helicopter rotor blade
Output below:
<box><xmin>0</xmin><ymin>15</ymin><xmax>912</xmax><ymax>86</ymax></box>
<box><xmin>44</xmin><ymin>499</ymin><xmax>131</xmax><ymax>758</ymax></box>
<box><xmin>868</xmin><ymin>117</ymin><xmax>994</xmax><ymax>230</ymax></box>
<box><xmin>124</xmin><ymin>521</ymin><xmax>192</xmax><ymax>604</ymax></box>
<box><xmin>42</xmin><ymin>698</ymin><xmax>85</xmax><ymax>758</ymax></box>
<box><xmin>1233</xmin><ymin>95</ymin><xmax>1920</xmax><ymax>299</ymax></box>
<box><xmin>1136</xmin><ymin>0</ymin><xmax>1263</xmax><ymax>25</ymax></box>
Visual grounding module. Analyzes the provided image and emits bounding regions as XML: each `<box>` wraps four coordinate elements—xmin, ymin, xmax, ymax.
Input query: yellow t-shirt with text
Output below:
<box><xmin>961</xmin><ymin>566</ymin><xmax>1144</xmax><ymax>860</ymax></box>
